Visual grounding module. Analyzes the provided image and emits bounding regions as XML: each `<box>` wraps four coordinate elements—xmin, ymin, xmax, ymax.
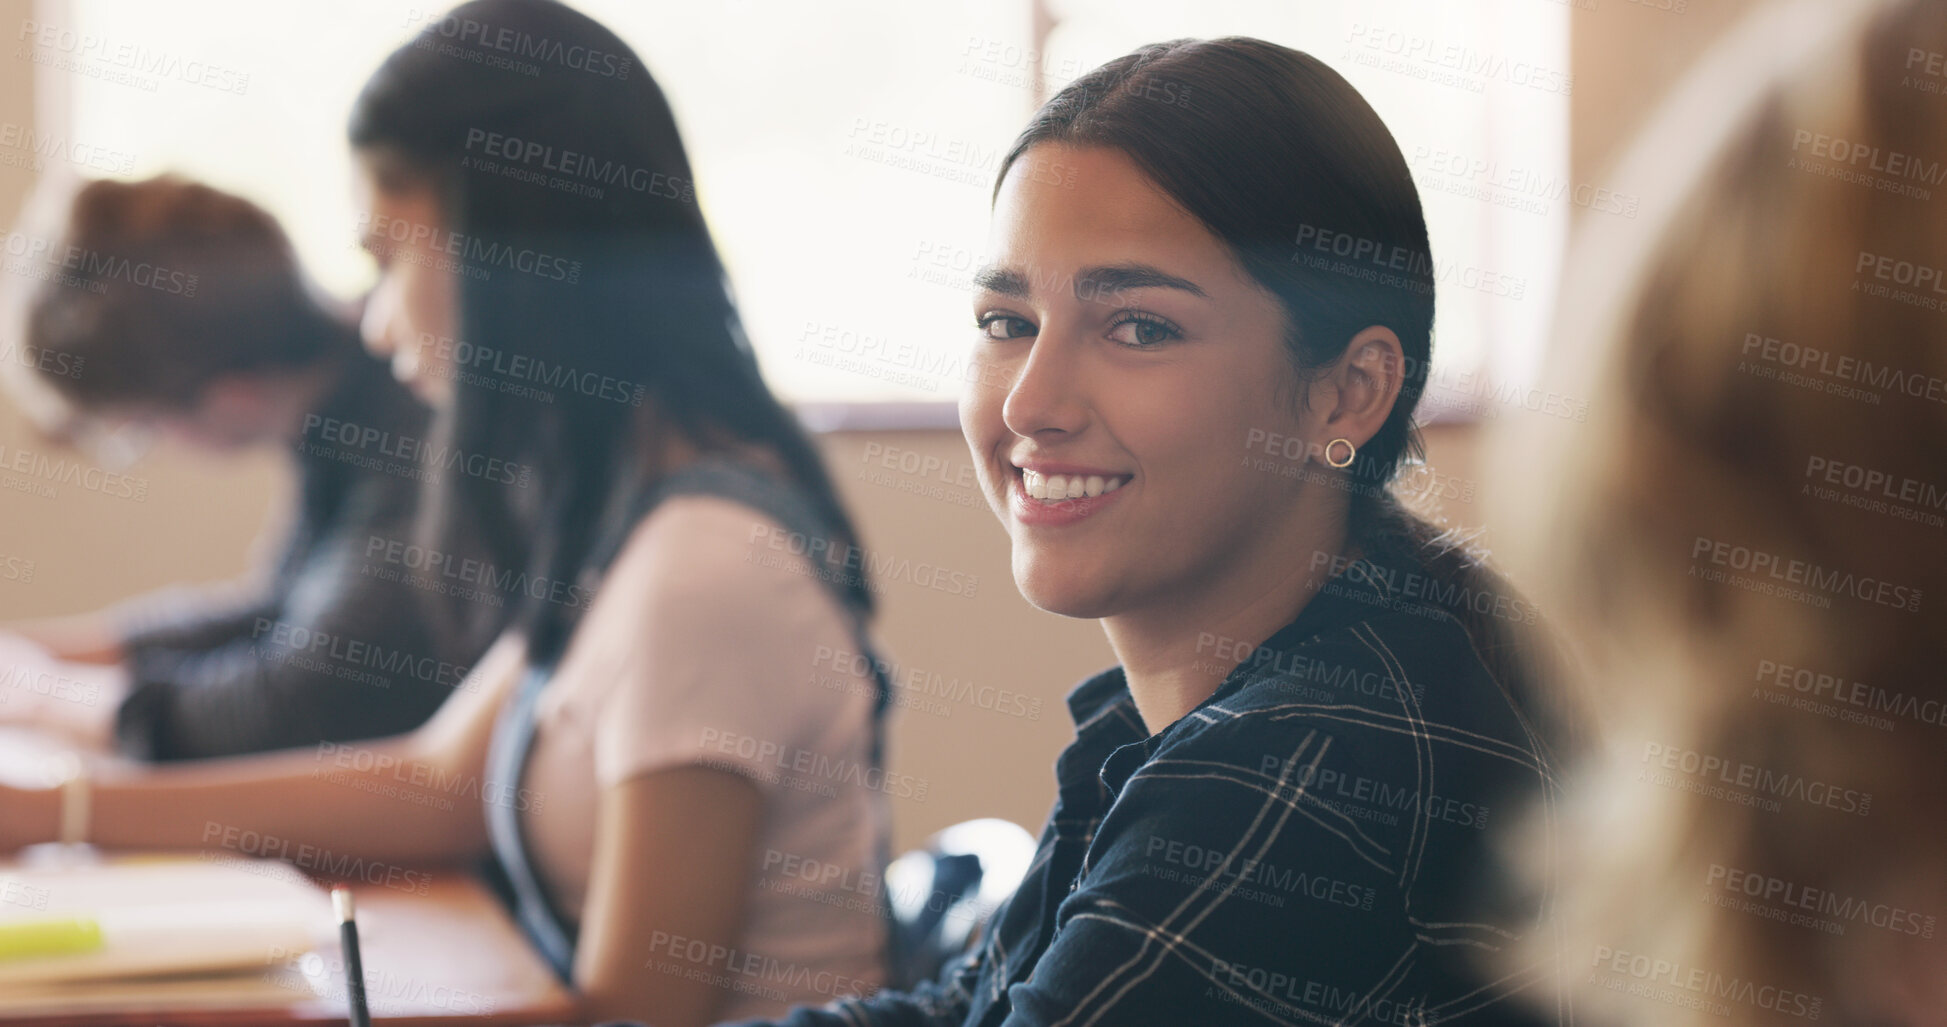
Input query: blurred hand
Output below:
<box><xmin>0</xmin><ymin>632</ymin><xmax>53</xmax><ymax>725</ymax></box>
<box><xmin>0</xmin><ymin>616</ymin><xmax>126</xmax><ymax>664</ymax></box>
<box><xmin>0</xmin><ymin>635</ymin><xmax>126</xmax><ymax>752</ymax></box>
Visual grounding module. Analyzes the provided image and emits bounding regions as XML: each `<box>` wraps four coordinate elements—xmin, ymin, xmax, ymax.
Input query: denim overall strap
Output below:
<box><xmin>482</xmin><ymin>457</ymin><xmax>894</xmax><ymax>982</ymax></box>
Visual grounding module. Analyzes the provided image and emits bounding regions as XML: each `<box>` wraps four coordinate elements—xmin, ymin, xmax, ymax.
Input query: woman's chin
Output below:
<box><xmin>1013</xmin><ymin>559</ymin><xmax>1120</xmax><ymax>620</ymax></box>
<box><xmin>408</xmin><ymin>376</ymin><xmax>455</xmax><ymax>411</ymax></box>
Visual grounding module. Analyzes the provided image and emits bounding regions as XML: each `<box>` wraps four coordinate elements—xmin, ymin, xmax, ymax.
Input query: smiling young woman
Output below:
<box><xmin>734</xmin><ymin>36</ymin><xmax>1574</xmax><ymax>1027</ymax></box>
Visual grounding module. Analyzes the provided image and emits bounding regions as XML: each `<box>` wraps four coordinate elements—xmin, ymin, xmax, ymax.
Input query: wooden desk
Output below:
<box><xmin>0</xmin><ymin>869</ymin><xmax>577</xmax><ymax>1027</ymax></box>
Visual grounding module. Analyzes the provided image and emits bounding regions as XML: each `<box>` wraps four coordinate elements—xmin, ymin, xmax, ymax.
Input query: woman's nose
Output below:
<box><xmin>1001</xmin><ymin>332</ymin><xmax>1090</xmax><ymax>440</ymax></box>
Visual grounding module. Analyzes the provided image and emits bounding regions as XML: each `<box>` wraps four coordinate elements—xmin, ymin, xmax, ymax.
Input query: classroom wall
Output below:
<box><xmin>0</xmin><ymin>0</ymin><xmax>285</xmax><ymax>630</ymax></box>
<box><xmin>0</xmin><ymin>0</ymin><xmax>1763</xmax><ymax>853</ymax></box>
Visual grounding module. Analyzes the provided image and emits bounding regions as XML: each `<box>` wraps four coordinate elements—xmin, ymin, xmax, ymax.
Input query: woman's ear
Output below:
<box><xmin>1307</xmin><ymin>325</ymin><xmax>1405</xmax><ymax>451</ymax></box>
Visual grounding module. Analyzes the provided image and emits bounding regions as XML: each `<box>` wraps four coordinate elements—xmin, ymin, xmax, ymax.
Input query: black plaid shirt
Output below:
<box><xmin>112</xmin><ymin>352</ymin><xmax>470</xmax><ymax>760</ymax></box>
<box><xmin>733</xmin><ymin>539</ymin><xmax>1569</xmax><ymax>1026</ymax></box>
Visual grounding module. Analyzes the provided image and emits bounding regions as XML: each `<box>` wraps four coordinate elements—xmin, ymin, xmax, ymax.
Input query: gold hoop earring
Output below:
<box><xmin>1324</xmin><ymin>438</ymin><xmax>1356</xmax><ymax>468</ymax></box>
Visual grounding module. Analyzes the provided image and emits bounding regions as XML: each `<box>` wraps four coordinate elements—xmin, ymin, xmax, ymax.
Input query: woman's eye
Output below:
<box><xmin>1106</xmin><ymin>313</ymin><xmax>1181</xmax><ymax>348</ymax></box>
<box><xmin>976</xmin><ymin>314</ymin><xmax>1036</xmax><ymax>340</ymax></box>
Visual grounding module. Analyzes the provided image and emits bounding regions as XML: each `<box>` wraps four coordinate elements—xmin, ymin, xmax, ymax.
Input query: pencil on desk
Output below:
<box><xmin>332</xmin><ymin>887</ymin><xmax>373</xmax><ymax>1027</ymax></box>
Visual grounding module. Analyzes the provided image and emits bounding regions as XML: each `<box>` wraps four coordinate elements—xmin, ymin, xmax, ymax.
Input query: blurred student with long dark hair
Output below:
<box><xmin>0</xmin><ymin>2</ymin><xmax>891</xmax><ymax>1023</ymax></box>
<box><xmin>734</xmin><ymin>37</ymin><xmax>1571</xmax><ymax>1027</ymax></box>
<box><xmin>1503</xmin><ymin>0</ymin><xmax>1947</xmax><ymax>1022</ymax></box>
<box><xmin>0</xmin><ymin>174</ymin><xmax>481</xmax><ymax>760</ymax></box>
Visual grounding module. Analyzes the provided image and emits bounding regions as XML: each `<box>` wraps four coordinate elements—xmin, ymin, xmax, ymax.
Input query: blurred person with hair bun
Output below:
<box><xmin>1497</xmin><ymin>0</ymin><xmax>1947</xmax><ymax>1022</ymax></box>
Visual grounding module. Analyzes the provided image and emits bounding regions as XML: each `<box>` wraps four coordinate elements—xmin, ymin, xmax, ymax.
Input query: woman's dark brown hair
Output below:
<box><xmin>349</xmin><ymin>0</ymin><xmax>873</xmax><ymax>662</ymax></box>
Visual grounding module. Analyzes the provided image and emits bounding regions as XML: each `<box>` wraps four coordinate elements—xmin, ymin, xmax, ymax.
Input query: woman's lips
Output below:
<box><xmin>1008</xmin><ymin>466</ymin><xmax>1132</xmax><ymax>526</ymax></box>
<box><xmin>1020</xmin><ymin>469</ymin><xmax>1130</xmax><ymax>501</ymax></box>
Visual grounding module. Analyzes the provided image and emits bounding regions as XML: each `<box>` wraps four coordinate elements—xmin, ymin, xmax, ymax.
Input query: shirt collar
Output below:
<box><xmin>1061</xmin><ymin>535</ymin><xmax>1417</xmax><ymax>743</ymax></box>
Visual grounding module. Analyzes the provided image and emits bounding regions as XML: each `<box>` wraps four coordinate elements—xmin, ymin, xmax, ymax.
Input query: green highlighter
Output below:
<box><xmin>0</xmin><ymin>917</ymin><xmax>105</xmax><ymax>961</ymax></box>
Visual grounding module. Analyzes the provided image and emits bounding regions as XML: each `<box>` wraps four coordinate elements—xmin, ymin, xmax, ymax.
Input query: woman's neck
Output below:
<box><xmin>269</xmin><ymin>356</ymin><xmax>352</xmax><ymax>444</ymax></box>
<box><xmin>1103</xmin><ymin>511</ymin><xmax>1352</xmax><ymax>736</ymax></box>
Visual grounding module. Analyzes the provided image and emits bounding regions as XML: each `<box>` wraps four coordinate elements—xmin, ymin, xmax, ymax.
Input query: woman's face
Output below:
<box><xmin>353</xmin><ymin>152</ymin><xmax>458</xmax><ymax>409</ymax></box>
<box><xmin>960</xmin><ymin>142</ymin><xmax>1325</xmax><ymax>621</ymax></box>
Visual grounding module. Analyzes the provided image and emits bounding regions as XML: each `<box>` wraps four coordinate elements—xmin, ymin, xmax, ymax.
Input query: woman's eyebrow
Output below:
<box><xmin>971</xmin><ymin>262</ymin><xmax>1208</xmax><ymax>301</ymax></box>
<box><xmin>971</xmin><ymin>265</ymin><xmax>1032</xmax><ymax>298</ymax></box>
<box><xmin>1073</xmin><ymin>263</ymin><xmax>1207</xmax><ymax>299</ymax></box>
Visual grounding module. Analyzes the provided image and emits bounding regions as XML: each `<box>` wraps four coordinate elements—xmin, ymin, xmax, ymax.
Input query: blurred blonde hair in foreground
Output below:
<box><xmin>1494</xmin><ymin>0</ymin><xmax>1947</xmax><ymax>1022</ymax></box>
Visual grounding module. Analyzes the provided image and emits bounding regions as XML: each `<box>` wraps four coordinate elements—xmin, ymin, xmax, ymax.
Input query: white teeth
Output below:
<box><xmin>1019</xmin><ymin>470</ymin><xmax>1129</xmax><ymax>504</ymax></box>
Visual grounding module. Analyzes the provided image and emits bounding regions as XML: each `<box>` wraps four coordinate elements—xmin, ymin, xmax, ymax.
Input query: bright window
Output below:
<box><xmin>40</xmin><ymin>0</ymin><xmax>1568</xmax><ymax>416</ymax></box>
